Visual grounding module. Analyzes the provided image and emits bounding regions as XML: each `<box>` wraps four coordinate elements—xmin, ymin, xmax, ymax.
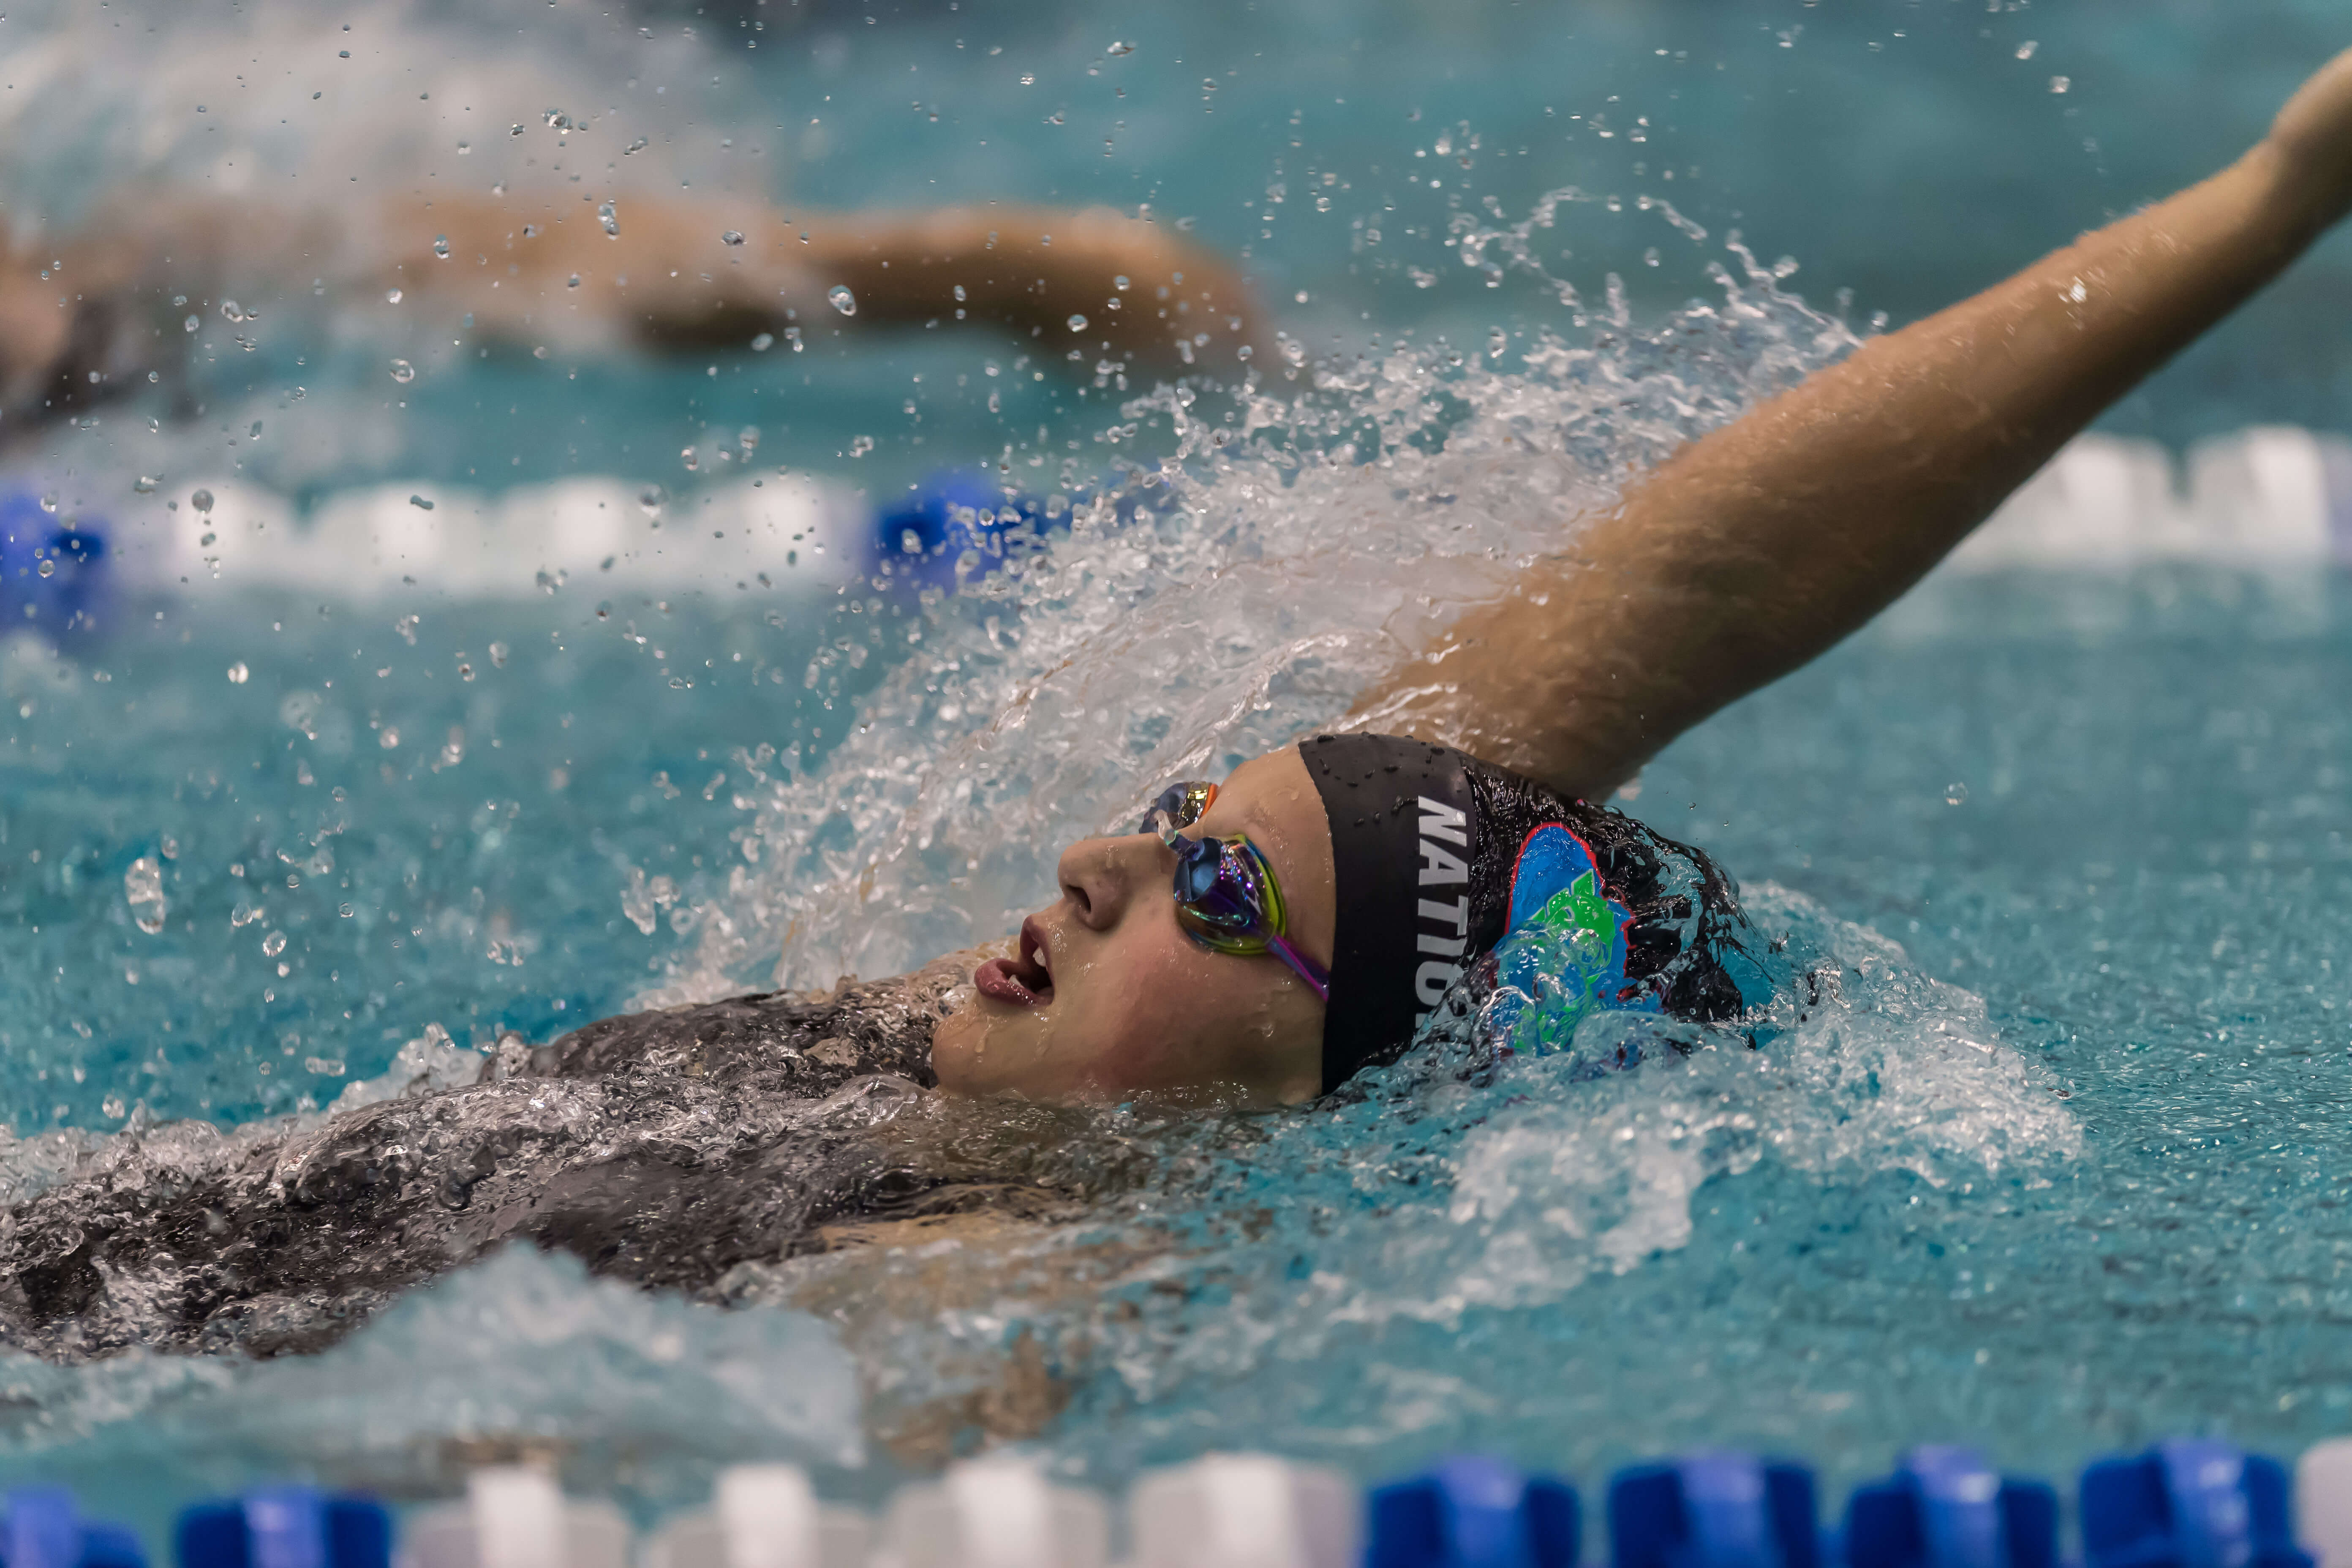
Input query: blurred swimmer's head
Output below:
<box><xmin>930</xmin><ymin>746</ymin><xmax>1337</xmax><ymax>1107</ymax></box>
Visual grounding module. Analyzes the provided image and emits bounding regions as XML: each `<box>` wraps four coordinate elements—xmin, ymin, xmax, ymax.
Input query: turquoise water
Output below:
<box><xmin>5</xmin><ymin>0</ymin><xmax>2352</xmax><ymax>1547</ymax></box>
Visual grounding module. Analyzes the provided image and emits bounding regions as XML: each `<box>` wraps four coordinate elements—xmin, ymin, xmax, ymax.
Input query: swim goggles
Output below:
<box><xmin>1137</xmin><ymin>781</ymin><xmax>1331</xmax><ymax>1001</ymax></box>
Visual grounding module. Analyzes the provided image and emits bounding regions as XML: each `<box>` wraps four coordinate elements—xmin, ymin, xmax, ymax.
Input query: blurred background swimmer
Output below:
<box><xmin>0</xmin><ymin>183</ymin><xmax>1263</xmax><ymax>437</ymax></box>
<box><xmin>0</xmin><ymin>0</ymin><xmax>1262</xmax><ymax>648</ymax></box>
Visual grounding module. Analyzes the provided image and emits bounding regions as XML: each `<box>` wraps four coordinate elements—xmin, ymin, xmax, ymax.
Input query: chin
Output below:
<box><xmin>926</xmin><ymin>1006</ymin><xmax>985</xmax><ymax>1093</ymax></box>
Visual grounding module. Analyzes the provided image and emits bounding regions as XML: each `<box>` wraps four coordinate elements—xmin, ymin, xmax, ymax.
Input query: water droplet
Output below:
<box><xmin>36</xmin><ymin>493</ymin><xmax>57</xmax><ymax>514</ymax></box>
<box><xmin>133</xmin><ymin>476</ymin><xmax>159</xmax><ymax>494</ymax></box>
<box><xmin>567</xmin><ymin>273</ymin><xmax>582</xmax><ymax>289</ymax></box>
<box><xmin>751</xmin><ymin>331</ymin><xmax>775</xmax><ymax>351</ymax></box>
<box><xmin>389</xmin><ymin>359</ymin><xmax>416</xmax><ymax>384</ymax></box>
<box><xmin>125</xmin><ymin>858</ymin><xmax>168</xmax><ymax>936</ymax></box>
<box><xmin>1945</xmin><ymin>782</ymin><xmax>1970</xmax><ymax>806</ymax></box>
<box><xmin>848</xmin><ymin>435</ymin><xmax>875</xmax><ymax>458</ymax></box>
<box><xmin>183</xmin><ymin>315</ymin><xmax>200</xmax><ymax>333</ymax></box>
<box><xmin>1020</xmin><ymin>73</ymin><xmax>1036</xmax><ymax>86</ymax></box>
<box><xmin>191</xmin><ymin>489</ymin><xmax>215</xmax><ymax>513</ymax></box>
<box><xmin>953</xmin><ymin>283</ymin><xmax>967</xmax><ymax>302</ymax></box>
<box><xmin>1105</xmin><ymin>39</ymin><xmax>1135</xmax><ymax>56</ymax></box>
<box><xmin>599</xmin><ymin>201</ymin><xmax>619</xmax><ymax>237</ymax></box>
<box><xmin>681</xmin><ymin>447</ymin><xmax>700</xmax><ymax>471</ymax></box>
<box><xmin>262</xmin><ymin>930</ymin><xmax>287</xmax><ymax>957</ymax></box>
<box><xmin>784</xmin><ymin>326</ymin><xmax>804</xmax><ymax>351</ymax></box>
<box><xmin>625</xmin><ymin>136</ymin><xmax>648</xmax><ymax>155</ymax></box>
<box><xmin>2048</xmin><ymin>75</ymin><xmax>2070</xmax><ymax>93</ymax></box>
<box><xmin>36</xmin><ymin>558</ymin><xmax>54</xmax><ymax>578</ymax></box>
<box><xmin>387</xmin><ymin>287</ymin><xmax>403</xmax><ymax>304</ymax></box>
<box><xmin>226</xmin><ymin>661</ymin><xmax>249</xmax><ymax>684</ymax></box>
<box><xmin>409</xmin><ymin>494</ymin><xmax>435</xmax><ymax>511</ymax></box>
<box><xmin>2016</xmin><ymin>40</ymin><xmax>2039</xmax><ymax>60</ymax></box>
<box><xmin>1067</xmin><ymin>313</ymin><xmax>1088</xmax><ymax>332</ymax></box>
<box><xmin>639</xmin><ymin>485</ymin><xmax>666</xmax><ymax>517</ymax></box>
<box><xmin>489</xmin><ymin>642</ymin><xmax>509</xmax><ymax>667</ymax></box>
<box><xmin>220</xmin><ymin>299</ymin><xmax>246</xmax><ymax>323</ymax></box>
<box><xmin>379</xmin><ymin>726</ymin><xmax>400</xmax><ymax>750</ymax></box>
<box><xmin>456</xmin><ymin>140</ymin><xmax>471</xmax><ymax>155</ymax></box>
<box><xmin>828</xmin><ymin>285</ymin><xmax>858</xmax><ymax>316</ymax></box>
<box><xmin>721</xmin><ymin>229</ymin><xmax>746</xmax><ymax>246</ymax></box>
<box><xmin>432</xmin><ymin>234</ymin><xmax>451</xmax><ymax>259</ymax></box>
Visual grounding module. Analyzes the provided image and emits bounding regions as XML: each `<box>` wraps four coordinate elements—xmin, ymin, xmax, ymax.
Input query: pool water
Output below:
<box><xmin>5</xmin><ymin>0</ymin><xmax>2352</xmax><ymax>1546</ymax></box>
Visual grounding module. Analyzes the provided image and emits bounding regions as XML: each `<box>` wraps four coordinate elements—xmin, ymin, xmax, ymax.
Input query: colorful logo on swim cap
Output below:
<box><xmin>1487</xmin><ymin>822</ymin><xmax>1655</xmax><ymax>1052</ymax></box>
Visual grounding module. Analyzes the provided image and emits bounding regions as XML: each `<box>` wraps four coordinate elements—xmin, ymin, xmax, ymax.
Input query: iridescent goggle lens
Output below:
<box><xmin>1169</xmin><ymin>833</ymin><xmax>1291</xmax><ymax>956</ymax></box>
<box><xmin>1135</xmin><ymin>778</ymin><xmax>1328</xmax><ymax>999</ymax></box>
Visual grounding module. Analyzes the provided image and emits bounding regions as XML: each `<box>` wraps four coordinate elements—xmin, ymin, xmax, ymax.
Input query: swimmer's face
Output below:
<box><xmin>931</xmin><ymin>746</ymin><xmax>1335</xmax><ymax>1106</ymax></box>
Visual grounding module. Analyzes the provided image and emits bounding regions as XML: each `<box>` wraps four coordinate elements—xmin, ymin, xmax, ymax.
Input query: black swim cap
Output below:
<box><xmin>1300</xmin><ymin>732</ymin><xmax>1759</xmax><ymax>1093</ymax></box>
<box><xmin>1302</xmin><ymin>733</ymin><xmax>1509</xmax><ymax>1093</ymax></box>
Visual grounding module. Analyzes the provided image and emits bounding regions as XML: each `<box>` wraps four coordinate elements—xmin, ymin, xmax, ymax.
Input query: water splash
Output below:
<box><xmin>648</xmin><ymin>223</ymin><xmax>1860</xmax><ymax>1003</ymax></box>
<box><xmin>0</xmin><ymin>1247</ymin><xmax>860</xmax><ymax>1505</ymax></box>
<box><xmin>715</xmin><ymin>884</ymin><xmax>2077</xmax><ymax>1465</ymax></box>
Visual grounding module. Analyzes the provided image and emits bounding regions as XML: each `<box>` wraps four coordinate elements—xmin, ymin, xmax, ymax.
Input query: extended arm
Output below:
<box><xmin>1348</xmin><ymin>46</ymin><xmax>2352</xmax><ymax>799</ymax></box>
<box><xmin>377</xmin><ymin>194</ymin><xmax>1263</xmax><ymax>369</ymax></box>
<box><xmin>0</xmin><ymin>190</ymin><xmax>1262</xmax><ymax>440</ymax></box>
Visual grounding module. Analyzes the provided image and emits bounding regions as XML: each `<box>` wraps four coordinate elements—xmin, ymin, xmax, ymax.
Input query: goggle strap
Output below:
<box><xmin>1264</xmin><ymin>931</ymin><xmax>1330</xmax><ymax>1001</ymax></box>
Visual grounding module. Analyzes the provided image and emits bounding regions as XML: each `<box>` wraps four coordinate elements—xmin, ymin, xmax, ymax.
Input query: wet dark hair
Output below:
<box><xmin>0</xmin><ymin>961</ymin><xmax>1069</xmax><ymax>1361</ymax></box>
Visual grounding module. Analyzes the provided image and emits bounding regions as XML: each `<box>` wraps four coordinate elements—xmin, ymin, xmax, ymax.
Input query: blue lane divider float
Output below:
<box><xmin>0</xmin><ymin>491</ymin><xmax>109</xmax><ymax>637</ymax></box>
<box><xmin>1609</xmin><ymin>1451</ymin><xmax>1819</xmax><ymax>1568</ymax></box>
<box><xmin>2081</xmin><ymin>1440</ymin><xmax>2311</xmax><ymax>1568</ymax></box>
<box><xmin>867</xmin><ymin>471</ymin><xmax>1058</xmax><ymax>591</ymax></box>
<box><xmin>864</xmin><ymin>469</ymin><xmax>1177</xmax><ymax>590</ymax></box>
<box><xmin>1</xmin><ymin>1488</ymin><xmax>145</xmax><ymax>1568</ymax></box>
<box><xmin>1842</xmin><ymin>1447</ymin><xmax>2057</xmax><ymax>1568</ymax></box>
<box><xmin>175</xmin><ymin>1487</ymin><xmax>391</xmax><ymax>1568</ymax></box>
<box><xmin>131</xmin><ymin>1435</ymin><xmax>2339</xmax><ymax>1568</ymax></box>
<box><xmin>1367</xmin><ymin>1456</ymin><xmax>1582</xmax><ymax>1568</ymax></box>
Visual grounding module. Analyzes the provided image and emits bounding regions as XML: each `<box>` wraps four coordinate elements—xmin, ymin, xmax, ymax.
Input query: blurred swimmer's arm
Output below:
<box><xmin>795</xmin><ymin>205</ymin><xmax>1266</xmax><ymax>370</ymax></box>
<box><xmin>0</xmin><ymin>192</ymin><xmax>1257</xmax><ymax>435</ymax></box>
<box><xmin>374</xmin><ymin>195</ymin><xmax>1263</xmax><ymax>372</ymax></box>
<box><xmin>1348</xmin><ymin>44</ymin><xmax>2352</xmax><ymax>800</ymax></box>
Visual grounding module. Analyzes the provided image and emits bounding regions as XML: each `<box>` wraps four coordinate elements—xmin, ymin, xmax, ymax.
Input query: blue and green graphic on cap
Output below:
<box><xmin>1486</xmin><ymin>822</ymin><xmax>1655</xmax><ymax>1052</ymax></box>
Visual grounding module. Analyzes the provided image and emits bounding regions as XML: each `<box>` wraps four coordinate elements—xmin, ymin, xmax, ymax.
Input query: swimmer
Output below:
<box><xmin>930</xmin><ymin>41</ymin><xmax>2352</xmax><ymax>1104</ymax></box>
<box><xmin>0</xmin><ymin>189</ymin><xmax>1266</xmax><ymax>438</ymax></box>
<box><xmin>10</xmin><ymin>43</ymin><xmax>2352</xmax><ymax>1369</ymax></box>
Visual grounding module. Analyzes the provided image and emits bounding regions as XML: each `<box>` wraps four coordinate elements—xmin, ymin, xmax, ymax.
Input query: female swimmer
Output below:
<box><xmin>10</xmin><ymin>44</ymin><xmax>2352</xmax><ymax>1363</ymax></box>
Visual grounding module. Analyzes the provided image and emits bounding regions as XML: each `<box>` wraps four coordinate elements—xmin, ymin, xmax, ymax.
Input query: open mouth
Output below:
<box><xmin>974</xmin><ymin>916</ymin><xmax>1055</xmax><ymax>1007</ymax></box>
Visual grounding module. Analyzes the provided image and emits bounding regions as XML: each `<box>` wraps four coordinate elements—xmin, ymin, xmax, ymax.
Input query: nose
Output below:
<box><xmin>1054</xmin><ymin>833</ymin><xmax>1161</xmax><ymax>931</ymax></box>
